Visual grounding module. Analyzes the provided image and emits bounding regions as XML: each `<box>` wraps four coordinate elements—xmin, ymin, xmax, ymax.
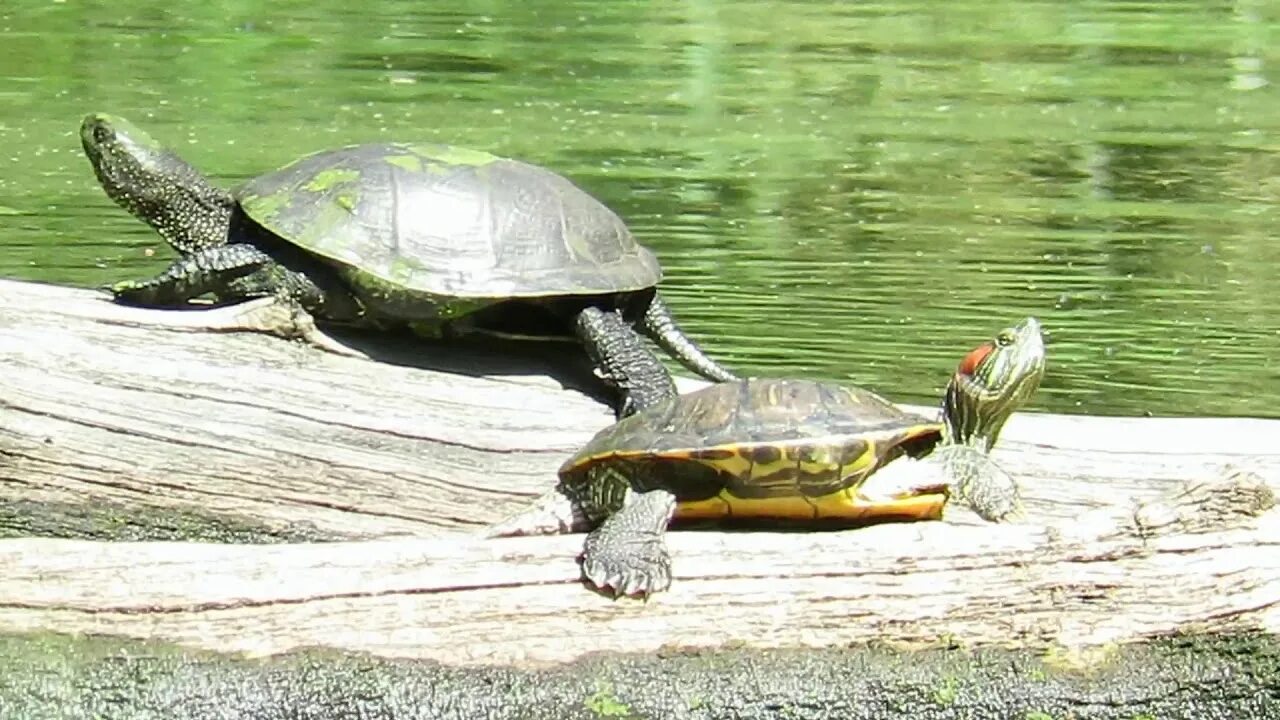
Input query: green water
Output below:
<box><xmin>2</xmin><ymin>0</ymin><xmax>1278</xmax><ymax>417</ymax></box>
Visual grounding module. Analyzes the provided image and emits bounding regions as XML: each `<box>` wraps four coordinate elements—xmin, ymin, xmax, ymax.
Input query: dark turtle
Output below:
<box><xmin>489</xmin><ymin>317</ymin><xmax>1046</xmax><ymax>597</ymax></box>
<box><xmin>80</xmin><ymin>113</ymin><xmax>738</xmax><ymax>414</ymax></box>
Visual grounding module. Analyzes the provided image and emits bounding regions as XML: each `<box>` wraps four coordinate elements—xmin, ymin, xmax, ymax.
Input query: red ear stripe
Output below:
<box><xmin>957</xmin><ymin>342</ymin><xmax>994</xmax><ymax>377</ymax></box>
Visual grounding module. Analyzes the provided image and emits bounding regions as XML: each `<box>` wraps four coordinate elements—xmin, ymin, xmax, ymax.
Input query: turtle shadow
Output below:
<box><xmin>94</xmin><ymin>288</ymin><xmax>624</xmax><ymax>412</ymax></box>
<box><xmin>320</xmin><ymin>324</ymin><xmax>622</xmax><ymax>410</ymax></box>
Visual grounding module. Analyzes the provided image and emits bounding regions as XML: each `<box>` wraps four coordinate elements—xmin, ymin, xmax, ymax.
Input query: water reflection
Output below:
<box><xmin>1</xmin><ymin>0</ymin><xmax>1277</xmax><ymax>417</ymax></box>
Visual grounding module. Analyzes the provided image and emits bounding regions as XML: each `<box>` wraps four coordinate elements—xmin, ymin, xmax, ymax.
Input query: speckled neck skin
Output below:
<box><xmin>80</xmin><ymin>113</ymin><xmax>234</xmax><ymax>254</ymax></box>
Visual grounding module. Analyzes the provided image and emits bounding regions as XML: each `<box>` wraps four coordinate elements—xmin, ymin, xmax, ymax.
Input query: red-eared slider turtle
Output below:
<box><xmin>80</xmin><ymin>113</ymin><xmax>738</xmax><ymax>414</ymax></box>
<box><xmin>489</xmin><ymin>317</ymin><xmax>1046</xmax><ymax>597</ymax></box>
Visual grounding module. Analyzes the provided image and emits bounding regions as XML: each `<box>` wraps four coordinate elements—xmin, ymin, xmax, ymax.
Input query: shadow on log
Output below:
<box><xmin>0</xmin><ymin>278</ymin><xmax>619</xmax><ymax>540</ymax></box>
<box><xmin>2</xmin><ymin>278</ymin><xmax>1280</xmax><ymax>718</ymax></box>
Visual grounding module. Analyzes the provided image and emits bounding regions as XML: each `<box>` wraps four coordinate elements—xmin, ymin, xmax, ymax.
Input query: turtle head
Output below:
<box><xmin>80</xmin><ymin>113</ymin><xmax>234</xmax><ymax>253</ymax></box>
<box><xmin>941</xmin><ymin>316</ymin><xmax>1045</xmax><ymax>451</ymax></box>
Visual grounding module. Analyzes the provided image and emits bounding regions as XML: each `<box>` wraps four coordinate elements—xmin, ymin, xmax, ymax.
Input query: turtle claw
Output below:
<box><xmin>111</xmin><ymin>278</ymin><xmax>190</xmax><ymax>309</ymax></box>
<box><xmin>581</xmin><ymin>489</ymin><xmax>678</xmax><ymax>598</ymax></box>
<box><xmin>582</xmin><ymin>534</ymin><xmax>673</xmax><ymax>598</ymax></box>
<box><xmin>109</xmin><ymin>279</ymin><xmax>156</xmax><ymax>305</ymax></box>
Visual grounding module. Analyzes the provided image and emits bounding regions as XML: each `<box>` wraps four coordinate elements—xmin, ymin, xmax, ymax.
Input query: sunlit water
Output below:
<box><xmin>2</xmin><ymin>0</ymin><xmax>1278</xmax><ymax>417</ymax></box>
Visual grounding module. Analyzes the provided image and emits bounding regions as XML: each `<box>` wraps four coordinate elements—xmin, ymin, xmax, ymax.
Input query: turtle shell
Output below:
<box><xmin>235</xmin><ymin>143</ymin><xmax>662</xmax><ymax>299</ymax></box>
<box><xmin>559</xmin><ymin>378</ymin><xmax>947</xmax><ymax>524</ymax></box>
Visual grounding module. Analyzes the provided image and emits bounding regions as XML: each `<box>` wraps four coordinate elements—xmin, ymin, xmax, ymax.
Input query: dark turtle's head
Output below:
<box><xmin>942</xmin><ymin>316</ymin><xmax>1046</xmax><ymax>451</ymax></box>
<box><xmin>80</xmin><ymin>113</ymin><xmax>234</xmax><ymax>253</ymax></box>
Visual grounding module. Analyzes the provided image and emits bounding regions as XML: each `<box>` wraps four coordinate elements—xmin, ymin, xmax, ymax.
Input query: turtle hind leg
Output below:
<box><xmin>576</xmin><ymin>306</ymin><xmax>678</xmax><ymax>417</ymax></box>
<box><xmin>640</xmin><ymin>293</ymin><xmax>740</xmax><ymax>383</ymax></box>
<box><xmin>483</xmin><ymin>488</ymin><xmax>587</xmax><ymax>538</ymax></box>
<box><xmin>582</xmin><ymin>488</ymin><xmax>678</xmax><ymax>598</ymax></box>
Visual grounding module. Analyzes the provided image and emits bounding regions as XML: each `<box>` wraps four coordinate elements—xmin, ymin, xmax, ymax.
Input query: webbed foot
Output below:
<box><xmin>581</xmin><ymin>489</ymin><xmax>678</xmax><ymax>597</ymax></box>
<box><xmin>935</xmin><ymin>445</ymin><xmax>1024</xmax><ymax>522</ymax></box>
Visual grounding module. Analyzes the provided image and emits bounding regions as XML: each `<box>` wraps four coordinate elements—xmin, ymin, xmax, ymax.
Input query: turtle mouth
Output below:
<box><xmin>1011</xmin><ymin>316</ymin><xmax>1046</xmax><ymax>369</ymax></box>
<box><xmin>88</xmin><ymin>118</ymin><xmax>114</xmax><ymax>146</ymax></box>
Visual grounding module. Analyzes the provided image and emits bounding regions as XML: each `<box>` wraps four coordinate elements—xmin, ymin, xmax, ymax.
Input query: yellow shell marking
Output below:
<box><xmin>669</xmin><ymin>432</ymin><xmax>932</xmax><ymax>521</ymax></box>
<box><xmin>700</xmin><ymin>439</ymin><xmax>862</xmax><ymax>482</ymax></box>
<box><xmin>676</xmin><ymin>488</ymin><xmax>948</xmax><ymax>522</ymax></box>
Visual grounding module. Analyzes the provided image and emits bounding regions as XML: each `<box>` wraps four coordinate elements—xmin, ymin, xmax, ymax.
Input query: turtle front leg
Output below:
<box><xmin>112</xmin><ymin>243</ymin><xmax>279</xmax><ymax>308</ymax></box>
<box><xmin>932</xmin><ymin>445</ymin><xmax>1023</xmax><ymax>522</ymax></box>
<box><xmin>582</xmin><ymin>488</ymin><xmax>678</xmax><ymax>598</ymax></box>
<box><xmin>110</xmin><ymin>244</ymin><xmax>366</xmax><ymax>357</ymax></box>
<box><xmin>113</xmin><ymin>243</ymin><xmax>363</xmax><ymax>322</ymax></box>
<box><xmin>576</xmin><ymin>306</ymin><xmax>678</xmax><ymax>417</ymax></box>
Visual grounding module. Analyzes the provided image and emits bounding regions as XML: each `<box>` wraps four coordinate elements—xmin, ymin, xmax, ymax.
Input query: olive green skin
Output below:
<box><xmin>236</xmin><ymin>143</ymin><xmax>663</xmax><ymax>325</ymax></box>
<box><xmin>559</xmin><ymin>378</ymin><xmax>943</xmax><ymax>523</ymax></box>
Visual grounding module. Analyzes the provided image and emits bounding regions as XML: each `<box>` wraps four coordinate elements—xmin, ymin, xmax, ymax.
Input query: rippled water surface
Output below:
<box><xmin>2</xmin><ymin>0</ymin><xmax>1279</xmax><ymax>416</ymax></box>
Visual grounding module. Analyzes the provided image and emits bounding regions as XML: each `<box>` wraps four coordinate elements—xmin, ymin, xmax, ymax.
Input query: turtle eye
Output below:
<box><xmin>995</xmin><ymin>331</ymin><xmax>1014</xmax><ymax>347</ymax></box>
<box><xmin>93</xmin><ymin>123</ymin><xmax>113</xmax><ymax>145</ymax></box>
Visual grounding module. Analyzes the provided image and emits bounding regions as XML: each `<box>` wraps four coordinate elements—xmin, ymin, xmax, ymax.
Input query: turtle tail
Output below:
<box><xmin>640</xmin><ymin>293</ymin><xmax>740</xmax><ymax>383</ymax></box>
<box><xmin>484</xmin><ymin>488</ymin><xmax>587</xmax><ymax>538</ymax></box>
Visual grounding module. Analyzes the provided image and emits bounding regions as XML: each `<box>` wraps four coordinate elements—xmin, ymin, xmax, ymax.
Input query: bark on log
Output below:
<box><xmin>2</xmin><ymin>470</ymin><xmax>1278</xmax><ymax>667</ymax></box>
<box><xmin>2</xmin><ymin>277</ymin><xmax>1280</xmax><ymax>718</ymax></box>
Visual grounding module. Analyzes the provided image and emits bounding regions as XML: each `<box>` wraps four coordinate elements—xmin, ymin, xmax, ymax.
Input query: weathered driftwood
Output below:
<box><xmin>0</xmin><ymin>277</ymin><xmax>622</xmax><ymax>541</ymax></box>
<box><xmin>3</xmin><ymin>469</ymin><xmax>1278</xmax><ymax>669</ymax></box>
<box><xmin>4</xmin><ymin>277</ymin><xmax>1277</xmax><ymax>541</ymax></box>
<box><xmin>3</xmin><ymin>277</ymin><xmax>1280</xmax><ymax>718</ymax></box>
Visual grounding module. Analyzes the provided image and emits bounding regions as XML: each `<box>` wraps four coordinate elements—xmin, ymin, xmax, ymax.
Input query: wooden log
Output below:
<box><xmin>2</xmin><ymin>467</ymin><xmax>1277</xmax><ymax>668</ymax></box>
<box><xmin>0</xmin><ymin>277</ymin><xmax>622</xmax><ymax>541</ymax></box>
<box><xmin>3</xmin><ymin>277</ymin><xmax>1280</xmax><ymax>717</ymax></box>
<box><xmin>4</xmin><ymin>277</ymin><xmax>1277</xmax><ymax>541</ymax></box>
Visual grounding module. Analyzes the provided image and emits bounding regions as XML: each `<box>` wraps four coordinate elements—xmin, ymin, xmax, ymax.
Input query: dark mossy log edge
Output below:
<box><xmin>3</xmin><ymin>631</ymin><xmax>1279</xmax><ymax>720</ymax></box>
<box><xmin>3</xmin><ymin>278</ymin><xmax>1280</xmax><ymax>716</ymax></box>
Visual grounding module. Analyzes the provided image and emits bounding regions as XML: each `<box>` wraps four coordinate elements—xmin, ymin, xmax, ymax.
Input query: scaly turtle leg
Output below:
<box><xmin>639</xmin><ymin>293</ymin><xmax>740</xmax><ymax>383</ymax></box>
<box><xmin>111</xmin><ymin>244</ymin><xmax>280</xmax><ymax>307</ymax></box>
<box><xmin>581</xmin><ymin>487</ymin><xmax>678</xmax><ymax>597</ymax></box>
<box><xmin>111</xmin><ymin>243</ymin><xmax>365</xmax><ymax>356</ymax></box>
<box><xmin>576</xmin><ymin>306</ymin><xmax>678</xmax><ymax>417</ymax></box>
<box><xmin>931</xmin><ymin>445</ymin><xmax>1022</xmax><ymax>522</ymax></box>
